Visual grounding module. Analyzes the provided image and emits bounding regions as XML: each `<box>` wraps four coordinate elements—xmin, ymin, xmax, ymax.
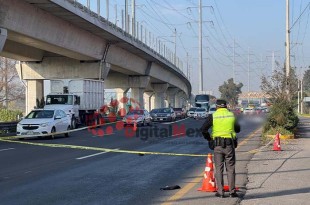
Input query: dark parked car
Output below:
<box><xmin>173</xmin><ymin>108</ymin><xmax>186</xmax><ymax>119</ymax></box>
<box><xmin>150</xmin><ymin>108</ymin><xmax>160</xmax><ymax>121</ymax></box>
<box><xmin>151</xmin><ymin>108</ymin><xmax>176</xmax><ymax>122</ymax></box>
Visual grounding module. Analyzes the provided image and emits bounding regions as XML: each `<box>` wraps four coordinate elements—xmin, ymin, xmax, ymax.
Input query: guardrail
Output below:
<box><xmin>0</xmin><ymin>121</ymin><xmax>18</xmax><ymax>135</ymax></box>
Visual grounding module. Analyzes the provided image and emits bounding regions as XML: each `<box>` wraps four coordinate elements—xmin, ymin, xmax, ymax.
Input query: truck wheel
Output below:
<box><xmin>71</xmin><ymin>117</ymin><xmax>77</xmax><ymax>129</ymax></box>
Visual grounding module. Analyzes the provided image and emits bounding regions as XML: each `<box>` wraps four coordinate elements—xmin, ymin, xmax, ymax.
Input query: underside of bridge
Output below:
<box><xmin>0</xmin><ymin>0</ymin><xmax>191</xmax><ymax>113</ymax></box>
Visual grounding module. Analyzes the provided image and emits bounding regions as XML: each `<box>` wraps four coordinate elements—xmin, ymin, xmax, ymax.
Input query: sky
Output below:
<box><xmin>78</xmin><ymin>0</ymin><xmax>310</xmax><ymax>97</ymax></box>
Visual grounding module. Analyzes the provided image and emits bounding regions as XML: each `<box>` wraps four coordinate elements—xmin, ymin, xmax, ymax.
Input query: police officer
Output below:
<box><xmin>201</xmin><ymin>99</ymin><xmax>240</xmax><ymax>198</ymax></box>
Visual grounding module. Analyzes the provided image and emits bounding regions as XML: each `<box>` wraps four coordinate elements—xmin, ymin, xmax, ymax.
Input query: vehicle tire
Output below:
<box><xmin>71</xmin><ymin>117</ymin><xmax>77</xmax><ymax>130</ymax></box>
<box><xmin>50</xmin><ymin>127</ymin><xmax>56</xmax><ymax>139</ymax></box>
<box><xmin>65</xmin><ymin>126</ymin><xmax>70</xmax><ymax>137</ymax></box>
<box><xmin>147</xmin><ymin>120</ymin><xmax>152</xmax><ymax>126</ymax></box>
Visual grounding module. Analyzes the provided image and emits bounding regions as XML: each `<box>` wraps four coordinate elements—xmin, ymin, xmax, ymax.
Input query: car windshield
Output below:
<box><xmin>127</xmin><ymin>110</ymin><xmax>144</xmax><ymax>115</ymax></box>
<box><xmin>189</xmin><ymin>108</ymin><xmax>197</xmax><ymax>111</ymax></box>
<box><xmin>26</xmin><ymin>110</ymin><xmax>55</xmax><ymax>119</ymax></box>
<box><xmin>150</xmin><ymin>109</ymin><xmax>159</xmax><ymax>114</ymax></box>
<box><xmin>157</xmin><ymin>108</ymin><xmax>172</xmax><ymax>113</ymax></box>
<box><xmin>46</xmin><ymin>95</ymin><xmax>73</xmax><ymax>105</ymax></box>
<box><xmin>196</xmin><ymin>108</ymin><xmax>205</xmax><ymax>112</ymax></box>
<box><xmin>173</xmin><ymin>108</ymin><xmax>182</xmax><ymax>111</ymax></box>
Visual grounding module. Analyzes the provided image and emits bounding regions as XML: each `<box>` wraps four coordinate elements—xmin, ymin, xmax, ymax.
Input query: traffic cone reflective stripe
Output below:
<box><xmin>198</xmin><ymin>153</ymin><xmax>217</xmax><ymax>192</ymax></box>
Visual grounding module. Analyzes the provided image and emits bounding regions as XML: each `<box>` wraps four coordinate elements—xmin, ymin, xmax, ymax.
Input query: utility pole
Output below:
<box><xmin>285</xmin><ymin>0</ymin><xmax>290</xmax><ymax>78</ymax></box>
<box><xmin>174</xmin><ymin>28</ymin><xmax>177</xmax><ymax>65</ymax></box>
<box><xmin>301</xmin><ymin>78</ymin><xmax>303</xmax><ymax>114</ymax></box>
<box><xmin>131</xmin><ymin>0</ymin><xmax>135</xmax><ymax>37</ymax></box>
<box><xmin>106</xmin><ymin>0</ymin><xmax>109</xmax><ymax>21</ymax></box>
<box><xmin>186</xmin><ymin>52</ymin><xmax>189</xmax><ymax>78</ymax></box>
<box><xmin>198</xmin><ymin>0</ymin><xmax>203</xmax><ymax>93</ymax></box>
<box><xmin>272</xmin><ymin>51</ymin><xmax>275</xmax><ymax>73</ymax></box>
<box><xmin>114</xmin><ymin>4</ymin><xmax>117</xmax><ymax>25</ymax></box>
<box><xmin>233</xmin><ymin>38</ymin><xmax>235</xmax><ymax>82</ymax></box>
<box><xmin>247</xmin><ymin>47</ymin><xmax>250</xmax><ymax>104</ymax></box>
<box><xmin>298</xmin><ymin>79</ymin><xmax>300</xmax><ymax>113</ymax></box>
<box><xmin>125</xmin><ymin>0</ymin><xmax>128</xmax><ymax>33</ymax></box>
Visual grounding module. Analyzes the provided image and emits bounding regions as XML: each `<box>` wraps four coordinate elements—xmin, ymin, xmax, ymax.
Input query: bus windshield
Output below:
<box><xmin>195</xmin><ymin>95</ymin><xmax>209</xmax><ymax>102</ymax></box>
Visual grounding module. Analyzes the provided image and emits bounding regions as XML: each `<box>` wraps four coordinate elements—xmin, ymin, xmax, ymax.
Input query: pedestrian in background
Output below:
<box><xmin>201</xmin><ymin>99</ymin><xmax>241</xmax><ymax>198</ymax></box>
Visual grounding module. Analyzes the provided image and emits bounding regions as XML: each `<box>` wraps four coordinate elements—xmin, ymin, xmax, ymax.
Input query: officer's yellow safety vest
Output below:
<box><xmin>212</xmin><ymin>108</ymin><xmax>236</xmax><ymax>139</ymax></box>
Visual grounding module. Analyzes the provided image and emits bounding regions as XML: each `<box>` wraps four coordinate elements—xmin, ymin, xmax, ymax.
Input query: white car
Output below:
<box><xmin>243</xmin><ymin>107</ymin><xmax>255</xmax><ymax>115</ymax></box>
<box><xmin>17</xmin><ymin>109</ymin><xmax>71</xmax><ymax>138</ymax></box>
<box><xmin>123</xmin><ymin>109</ymin><xmax>152</xmax><ymax>126</ymax></box>
<box><xmin>187</xmin><ymin>107</ymin><xmax>197</xmax><ymax>118</ymax></box>
<box><xmin>194</xmin><ymin>108</ymin><xmax>208</xmax><ymax>119</ymax></box>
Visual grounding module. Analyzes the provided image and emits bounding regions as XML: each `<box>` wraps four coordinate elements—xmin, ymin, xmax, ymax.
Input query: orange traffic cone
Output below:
<box><xmin>198</xmin><ymin>153</ymin><xmax>217</xmax><ymax>192</ymax></box>
<box><xmin>273</xmin><ymin>132</ymin><xmax>281</xmax><ymax>151</ymax></box>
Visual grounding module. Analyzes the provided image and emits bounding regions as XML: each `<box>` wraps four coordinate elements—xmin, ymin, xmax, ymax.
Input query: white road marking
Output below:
<box><xmin>0</xmin><ymin>148</ymin><xmax>15</xmax><ymax>152</ymax></box>
<box><xmin>162</xmin><ymin>117</ymin><xmax>189</xmax><ymax>125</ymax></box>
<box><xmin>76</xmin><ymin>148</ymin><xmax>120</xmax><ymax>160</ymax></box>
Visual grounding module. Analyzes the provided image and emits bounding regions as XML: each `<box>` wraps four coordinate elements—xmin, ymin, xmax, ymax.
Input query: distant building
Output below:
<box><xmin>238</xmin><ymin>92</ymin><xmax>270</xmax><ymax>107</ymax></box>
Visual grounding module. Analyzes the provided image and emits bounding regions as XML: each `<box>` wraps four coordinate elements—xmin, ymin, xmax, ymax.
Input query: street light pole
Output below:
<box><xmin>286</xmin><ymin>0</ymin><xmax>290</xmax><ymax>78</ymax></box>
<box><xmin>174</xmin><ymin>28</ymin><xmax>177</xmax><ymax>65</ymax></box>
<box><xmin>198</xmin><ymin>0</ymin><xmax>203</xmax><ymax>93</ymax></box>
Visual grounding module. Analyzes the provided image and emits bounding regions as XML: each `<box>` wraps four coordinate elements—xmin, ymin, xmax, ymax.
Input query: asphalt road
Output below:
<box><xmin>0</xmin><ymin>114</ymin><xmax>265</xmax><ymax>205</ymax></box>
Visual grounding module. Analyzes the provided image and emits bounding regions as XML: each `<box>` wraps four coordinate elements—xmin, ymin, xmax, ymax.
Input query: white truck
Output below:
<box><xmin>44</xmin><ymin>79</ymin><xmax>104</xmax><ymax>129</ymax></box>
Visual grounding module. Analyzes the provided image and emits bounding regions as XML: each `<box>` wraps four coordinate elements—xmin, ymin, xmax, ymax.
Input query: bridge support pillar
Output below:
<box><xmin>0</xmin><ymin>28</ymin><xmax>7</xmax><ymax>52</ymax></box>
<box><xmin>167</xmin><ymin>88</ymin><xmax>179</xmax><ymax>108</ymax></box>
<box><xmin>175</xmin><ymin>91</ymin><xmax>185</xmax><ymax>108</ymax></box>
<box><xmin>144</xmin><ymin>92</ymin><xmax>154</xmax><ymax>111</ymax></box>
<box><xmin>129</xmin><ymin>76</ymin><xmax>150</xmax><ymax>109</ymax></box>
<box><xmin>152</xmin><ymin>83</ymin><xmax>169</xmax><ymax>108</ymax></box>
<box><xmin>26</xmin><ymin>80</ymin><xmax>44</xmax><ymax>114</ymax></box>
<box><xmin>115</xmin><ymin>88</ymin><xmax>129</xmax><ymax>110</ymax></box>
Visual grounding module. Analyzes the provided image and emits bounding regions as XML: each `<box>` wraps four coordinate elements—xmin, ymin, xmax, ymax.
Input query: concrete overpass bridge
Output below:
<box><xmin>0</xmin><ymin>0</ymin><xmax>191</xmax><ymax>113</ymax></box>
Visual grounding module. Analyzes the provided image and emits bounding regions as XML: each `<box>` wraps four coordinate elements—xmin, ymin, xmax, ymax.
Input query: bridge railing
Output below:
<box><xmin>66</xmin><ymin>0</ymin><xmax>187</xmax><ymax>79</ymax></box>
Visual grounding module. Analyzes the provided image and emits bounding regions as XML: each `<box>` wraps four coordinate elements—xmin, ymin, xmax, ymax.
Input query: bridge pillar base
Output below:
<box><xmin>175</xmin><ymin>91</ymin><xmax>186</xmax><ymax>108</ymax></box>
<box><xmin>167</xmin><ymin>88</ymin><xmax>180</xmax><ymax>108</ymax></box>
<box><xmin>26</xmin><ymin>80</ymin><xmax>44</xmax><ymax>114</ymax></box>
<box><xmin>115</xmin><ymin>88</ymin><xmax>129</xmax><ymax>110</ymax></box>
<box><xmin>131</xmin><ymin>88</ymin><xmax>145</xmax><ymax>109</ymax></box>
<box><xmin>128</xmin><ymin>76</ymin><xmax>150</xmax><ymax>109</ymax></box>
<box><xmin>152</xmin><ymin>83</ymin><xmax>169</xmax><ymax>108</ymax></box>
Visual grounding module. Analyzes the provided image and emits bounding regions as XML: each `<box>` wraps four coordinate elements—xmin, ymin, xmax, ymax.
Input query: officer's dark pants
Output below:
<box><xmin>214</xmin><ymin>145</ymin><xmax>236</xmax><ymax>195</ymax></box>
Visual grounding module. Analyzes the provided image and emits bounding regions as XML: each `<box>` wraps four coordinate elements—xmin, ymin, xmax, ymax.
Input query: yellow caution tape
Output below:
<box><xmin>0</xmin><ymin>138</ymin><xmax>209</xmax><ymax>157</ymax></box>
<box><xmin>0</xmin><ymin>128</ymin><xmax>268</xmax><ymax>157</ymax></box>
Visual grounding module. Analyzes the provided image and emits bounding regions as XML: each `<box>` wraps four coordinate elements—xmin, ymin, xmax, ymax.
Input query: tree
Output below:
<box><xmin>260</xmin><ymin>67</ymin><xmax>298</xmax><ymax>102</ymax></box>
<box><xmin>0</xmin><ymin>57</ymin><xmax>25</xmax><ymax>109</ymax></box>
<box><xmin>261</xmin><ymin>67</ymin><xmax>299</xmax><ymax>134</ymax></box>
<box><xmin>302</xmin><ymin>67</ymin><xmax>310</xmax><ymax>97</ymax></box>
<box><xmin>218</xmin><ymin>78</ymin><xmax>243</xmax><ymax>107</ymax></box>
